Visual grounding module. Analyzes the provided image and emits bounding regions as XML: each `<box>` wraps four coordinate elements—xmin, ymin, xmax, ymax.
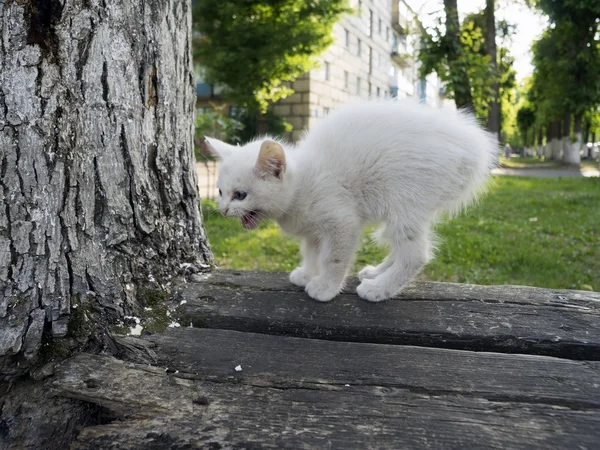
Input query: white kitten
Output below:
<box><xmin>207</xmin><ymin>99</ymin><xmax>497</xmax><ymax>302</ymax></box>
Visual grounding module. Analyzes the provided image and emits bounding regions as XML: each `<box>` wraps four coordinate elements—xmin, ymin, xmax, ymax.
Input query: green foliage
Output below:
<box><xmin>417</xmin><ymin>7</ymin><xmax>516</xmax><ymax>126</ymax></box>
<box><xmin>195</xmin><ymin>104</ymin><xmax>244</xmax><ymax>160</ymax></box>
<box><xmin>530</xmin><ymin>1</ymin><xmax>600</xmax><ymax>126</ymax></box>
<box><xmin>193</xmin><ymin>0</ymin><xmax>350</xmax><ymax>113</ymax></box>
<box><xmin>238</xmin><ymin>107</ymin><xmax>293</xmax><ymax>143</ymax></box>
<box><xmin>517</xmin><ymin>104</ymin><xmax>536</xmax><ymax>146</ymax></box>
<box><xmin>418</xmin><ymin>13</ymin><xmax>487</xmax><ymax>112</ymax></box>
<box><xmin>202</xmin><ymin>176</ymin><xmax>600</xmax><ymax>291</ymax></box>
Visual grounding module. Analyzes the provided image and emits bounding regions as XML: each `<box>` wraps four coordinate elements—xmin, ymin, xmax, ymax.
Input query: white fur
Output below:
<box><xmin>208</xmin><ymin>99</ymin><xmax>497</xmax><ymax>302</ymax></box>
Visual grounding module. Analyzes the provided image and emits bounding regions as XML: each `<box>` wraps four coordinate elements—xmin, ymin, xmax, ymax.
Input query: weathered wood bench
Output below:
<box><xmin>41</xmin><ymin>271</ymin><xmax>600</xmax><ymax>448</ymax></box>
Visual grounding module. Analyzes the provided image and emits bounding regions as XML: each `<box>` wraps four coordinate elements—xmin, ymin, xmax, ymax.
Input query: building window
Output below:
<box><xmin>324</xmin><ymin>107</ymin><xmax>330</xmax><ymax>115</ymax></box>
<box><xmin>344</xmin><ymin>29</ymin><xmax>350</xmax><ymax>47</ymax></box>
<box><xmin>368</xmin><ymin>47</ymin><xmax>373</xmax><ymax>74</ymax></box>
<box><xmin>378</xmin><ymin>18</ymin><xmax>382</xmax><ymax>35</ymax></box>
<box><xmin>324</xmin><ymin>62</ymin><xmax>330</xmax><ymax>81</ymax></box>
<box><xmin>367</xmin><ymin>10</ymin><xmax>373</xmax><ymax>36</ymax></box>
<box><xmin>356</xmin><ymin>77</ymin><xmax>361</xmax><ymax>95</ymax></box>
<box><xmin>376</xmin><ymin>86</ymin><xmax>381</xmax><ymax>96</ymax></box>
<box><xmin>344</xmin><ymin>71</ymin><xmax>349</xmax><ymax>89</ymax></box>
<box><xmin>357</xmin><ymin>39</ymin><xmax>361</xmax><ymax>57</ymax></box>
<box><xmin>386</xmin><ymin>26</ymin><xmax>390</xmax><ymax>42</ymax></box>
<box><xmin>311</xmin><ymin>108</ymin><xmax>319</xmax><ymax>117</ymax></box>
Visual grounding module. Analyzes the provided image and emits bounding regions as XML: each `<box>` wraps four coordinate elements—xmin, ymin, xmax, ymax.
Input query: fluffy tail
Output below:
<box><xmin>441</xmin><ymin>110</ymin><xmax>499</xmax><ymax>217</ymax></box>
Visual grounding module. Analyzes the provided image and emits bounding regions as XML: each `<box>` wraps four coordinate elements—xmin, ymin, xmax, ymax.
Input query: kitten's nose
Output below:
<box><xmin>220</xmin><ymin>207</ymin><xmax>229</xmax><ymax>216</ymax></box>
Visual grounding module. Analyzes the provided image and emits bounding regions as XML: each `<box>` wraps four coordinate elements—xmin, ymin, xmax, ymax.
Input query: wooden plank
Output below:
<box><xmin>147</xmin><ymin>328</ymin><xmax>600</xmax><ymax>407</ymax></box>
<box><xmin>53</xmin><ymin>329</ymin><xmax>600</xmax><ymax>449</ymax></box>
<box><xmin>181</xmin><ymin>271</ymin><xmax>600</xmax><ymax>360</ymax></box>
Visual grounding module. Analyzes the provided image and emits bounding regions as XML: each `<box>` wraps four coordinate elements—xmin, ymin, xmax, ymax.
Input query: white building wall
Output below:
<box><xmin>275</xmin><ymin>0</ymin><xmax>452</xmax><ymax>141</ymax></box>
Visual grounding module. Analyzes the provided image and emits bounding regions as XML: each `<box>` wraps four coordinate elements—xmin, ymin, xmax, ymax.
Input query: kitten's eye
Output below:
<box><xmin>219</xmin><ymin>189</ymin><xmax>222</xmax><ymax>197</ymax></box>
<box><xmin>233</xmin><ymin>191</ymin><xmax>247</xmax><ymax>201</ymax></box>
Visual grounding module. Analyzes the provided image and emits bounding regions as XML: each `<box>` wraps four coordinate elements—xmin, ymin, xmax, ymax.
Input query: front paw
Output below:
<box><xmin>356</xmin><ymin>279</ymin><xmax>392</xmax><ymax>303</ymax></box>
<box><xmin>289</xmin><ymin>267</ymin><xmax>312</xmax><ymax>287</ymax></box>
<box><xmin>305</xmin><ymin>277</ymin><xmax>340</xmax><ymax>302</ymax></box>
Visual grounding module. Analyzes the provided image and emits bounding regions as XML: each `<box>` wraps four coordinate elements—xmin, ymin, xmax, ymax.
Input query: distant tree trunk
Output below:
<box><xmin>485</xmin><ymin>0</ymin><xmax>499</xmax><ymax>140</ymax></box>
<box><xmin>564</xmin><ymin>114</ymin><xmax>582</xmax><ymax>165</ymax></box>
<box><xmin>582</xmin><ymin>122</ymin><xmax>589</xmax><ymax>157</ymax></box>
<box><xmin>550</xmin><ymin>121</ymin><xmax>561</xmax><ymax>160</ymax></box>
<box><xmin>545</xmin><ymin>125</ymin><xmax>552</xmax><ymax>158</ymax></box>
<box><xmin>0</xmin><ymin>0</ymin><xmax>213</xmax><ymax>380</ymax></box>
<box><xmin>537</xmin><ymin>127</ymin><xmax>544</xmax><ymax>158</ymax></box>
<box><xmin>561</xmin><ymin>112</ymin><xmax>571</xmax><ymax>162</ymax></box>
<box><xmin>443</xmin><ymin>0</ymin><xmax>473</xmax><ymax>111</ymax></box>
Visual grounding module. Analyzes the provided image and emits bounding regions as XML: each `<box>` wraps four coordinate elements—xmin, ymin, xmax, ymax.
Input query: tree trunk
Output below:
<box><xmin>550</xmin><ymin>121</ymin><xmax>561</xmax><ymax>160</ymax></box>
<box><xmin>546</xmin><ymin>122</ymin><xmax>554</xmax><ymax>159</ymax></box>
<box><xmin>537</xmin><ymin>127</ymin><xmax>544</xmax><ymax>158</ymax></box>
<box><xmin>443</xmin><ymin>0</ymin><xmax>473</xmax><ymax>111</ymax></box>
<box><xmin>561</xmin><ymin>112</ymin><xmax>571</xmax><ymax>161</ymax></box>
<box><xmin>0</xmin><ymin>0</ymin><xmax>213</xmax><ymax>379</ymax></box>
<box><xmin>485</xmin><ymin>0</ymin><xmax>499</xmax><ymax>140</ymax></box>
<box><xmin>564</xmin><ymin>114</ymin><xmax>582</xmax><ymax>165</ymax></box>
<box><xmin>582</xmin><ymin>122</ymin><xmax>589</xmax><ymax>158</ymax></box>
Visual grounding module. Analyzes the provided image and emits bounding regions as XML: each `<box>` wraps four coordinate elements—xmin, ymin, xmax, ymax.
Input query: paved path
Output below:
<box><xmin>492</xmin><ymin>166</ymin><xmax>599</xmax><ymax>178</ymax></box>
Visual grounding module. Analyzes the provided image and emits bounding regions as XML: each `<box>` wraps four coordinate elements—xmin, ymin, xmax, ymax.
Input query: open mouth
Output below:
<box><xmin>241</xmin><ymin>211</ymin><xmax>261</xmax><ymax>230</ymax></box>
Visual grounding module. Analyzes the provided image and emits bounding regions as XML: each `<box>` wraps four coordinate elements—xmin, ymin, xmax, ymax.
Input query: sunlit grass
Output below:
<box><xmin>202</xmin><ymin>176</ymin><xmax>600</xmax><ymax>291</ymax></box>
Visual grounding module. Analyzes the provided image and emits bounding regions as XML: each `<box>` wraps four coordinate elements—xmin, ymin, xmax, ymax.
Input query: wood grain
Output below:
<box><xmin>182</xmin><ymin>271</ymin><xmax>600</xmax><ymax>359</ymax></box>
<box><xmin>52</xmin><ymin>328</ymin><xmax>600</xmax><ymax>449</ymax></box>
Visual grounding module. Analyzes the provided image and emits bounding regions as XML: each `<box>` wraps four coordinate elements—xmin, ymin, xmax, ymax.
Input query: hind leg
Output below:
<box><xmin>357</xmin><ymin>224</ymin><xmax>396</xmax><ymax>281</ymax></box>
<box><xmin>357</xmin><ymin>256</ymin><xmax>394</xmax><ymax>281</ymax></box>
<box><xmin>357</xmin><ymin>225</ymin><xmax>432</xmax><ymax>302</ymax></box>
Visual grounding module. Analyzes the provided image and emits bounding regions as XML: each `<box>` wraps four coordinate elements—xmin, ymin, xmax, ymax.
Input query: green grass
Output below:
<box><xmin>202</xmin><ymin>176</ymin><xmax>600</xmax><ymax>291</ymax></box>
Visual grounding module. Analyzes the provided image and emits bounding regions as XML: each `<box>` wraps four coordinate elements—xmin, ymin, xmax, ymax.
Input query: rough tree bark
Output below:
<box><xmin>485</xmin><ymin>0</ymin><xmax>499</xmax><ymax>140</ymax></box>
<box><xmin>443</xmin><ymin>0</ymin><xmax>473</xmax><ymax>111</ymax></box>
<box><xmin>0</xmin><ymin>0</ymin><xmax>213</xmax><ymax>380</ymax></box>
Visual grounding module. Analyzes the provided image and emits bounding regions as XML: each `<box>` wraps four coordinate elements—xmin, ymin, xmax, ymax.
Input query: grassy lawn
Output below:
<box><xmin>202</xmin><ymin>176</ymin><xmax>600</xmax><ymax>291</ymax></box>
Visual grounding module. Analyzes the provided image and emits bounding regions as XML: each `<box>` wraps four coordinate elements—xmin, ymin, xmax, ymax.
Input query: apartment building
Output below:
<box><xmin>273</xmin><ymin>0</ymin><xmax>450</xmax><ymax>141</ymax></box>
<box><xmin>196</xmin><ymin>0</ymin><xmax>450</xmax><ymax>142</ymax></box>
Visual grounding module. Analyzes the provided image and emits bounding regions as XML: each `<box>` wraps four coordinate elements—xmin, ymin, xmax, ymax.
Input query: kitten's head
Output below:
<box><xmin>206</xmin><ymin>137</ymin><xmax>289</xmax><ymax>230</ymax></box>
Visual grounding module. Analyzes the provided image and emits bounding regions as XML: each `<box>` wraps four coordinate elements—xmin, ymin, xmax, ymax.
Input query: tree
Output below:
<box><xmin>418</xmin><ymin>2</ymin><xmax>516</xmax><ymax>124</ymax></box>
<box><xmin>193</xmin><ymin>0</ymin><xmax>350</xmax><ymax>115</ymax></box>
<box><xmin>530</xmin><ymin>0</ymin><xmax>600</xmax><ymax>164</ymax></box>
<box><xmin>517</xmin><ymin>104</ymin><xmax>536</xmax><ymax>149</ymax></box>
<box><xmin>0</xmin><ymin>0</ymin><xmax>213</xmax><ymax>383</ymax></box>
<box><xmin>485</xmin><ymin>0</ymin><xmax>500</xmax><ymax>139</ymax></box>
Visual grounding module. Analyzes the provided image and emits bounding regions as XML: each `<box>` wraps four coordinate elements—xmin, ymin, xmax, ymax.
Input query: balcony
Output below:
<box><xmin>392</xmin><ymin>1</ymin><xmax>409</xmax><ymax>34</ymax></box>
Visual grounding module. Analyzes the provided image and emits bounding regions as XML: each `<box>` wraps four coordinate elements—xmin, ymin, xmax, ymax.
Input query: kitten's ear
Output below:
<box><xmin>205</xmin><ymin>137</ymin><xmax>236</xmax><ymax>160</ymax></box>
<box><xmin>255</xmin><ymin>140</ymin><xmax>286</xmax><ymax>179</ymax></box>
